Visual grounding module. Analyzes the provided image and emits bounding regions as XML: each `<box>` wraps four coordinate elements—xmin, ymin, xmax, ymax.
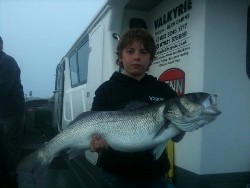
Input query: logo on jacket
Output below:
<box><xmin>149</xmin><ymin>96</ymin><xmax>164</xmax><ymax>103</ymax></box>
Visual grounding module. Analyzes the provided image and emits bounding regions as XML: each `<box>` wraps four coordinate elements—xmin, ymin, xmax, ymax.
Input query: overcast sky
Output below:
<box><xmin>0</xmin><ymin>0</ymin><xmax>105</xmax><ymax>98</ymax></box>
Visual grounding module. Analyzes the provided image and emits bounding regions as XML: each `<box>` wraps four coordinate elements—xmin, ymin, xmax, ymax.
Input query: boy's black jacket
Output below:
<box><xmin>91</xmin><ymin>71</ymin><xmax>177</xmax><ymax>179</ymax></box>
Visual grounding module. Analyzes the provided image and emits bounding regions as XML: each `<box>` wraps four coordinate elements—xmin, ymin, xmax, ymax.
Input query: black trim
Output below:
<box><xmin>174</xmin><ymin>166</ymin><xmax>250</xmax><ymax>188</ymax></box>
<box><xmin>247</xmin><ymin>4</ymin><xmax>250</xmax><ymax>79</ymax></box>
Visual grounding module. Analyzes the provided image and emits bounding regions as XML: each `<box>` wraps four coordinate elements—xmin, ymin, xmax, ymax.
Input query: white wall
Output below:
<box><xmin>173</xmin><ymin>0</ymin><xmax>206</xmax><ymax>174</ymax></box>
<box><xmin>202</xmin><ymin>0</ymin><xmax>250</xmax><ymax>174</ymax></box>
<box><xmin>149</xmin><ymin>0</ymin><xmax>250</xmax><ymax>175</ymax></box>
<box><xmin>148</xmin><ymin>0</ymin><xmax>207</xmax><ymax>174</ymax></box>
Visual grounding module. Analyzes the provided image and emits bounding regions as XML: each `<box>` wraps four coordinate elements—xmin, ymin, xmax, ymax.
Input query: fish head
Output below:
<box><xmin>164</xmin><ymin>92</ymin><xmax>221</xmax><ymax>132</ymax></box>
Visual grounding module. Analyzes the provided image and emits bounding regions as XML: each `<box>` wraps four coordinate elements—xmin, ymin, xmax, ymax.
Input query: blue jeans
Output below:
<box><xmin>0</xmin><ymin>115</ymin><xmax>25</xmax><ymax>188</ymax></box>
<box><xmin>100</xmin><ymin>170</ymin><xmax>169</xmax><ymax>188</ymax></box>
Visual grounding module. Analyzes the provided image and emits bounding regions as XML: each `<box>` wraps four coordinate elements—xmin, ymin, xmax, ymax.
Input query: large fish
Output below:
<box><xmin>17</xmin><ymin>92</ymin><xmax>221</xmax><ymax>182</ymax></box>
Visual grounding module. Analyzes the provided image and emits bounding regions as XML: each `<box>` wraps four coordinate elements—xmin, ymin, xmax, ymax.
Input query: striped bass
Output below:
<box><xmin>17</xmin><ymin>92</ymin><xmax>221</xmax><ymax>184</ymax></box>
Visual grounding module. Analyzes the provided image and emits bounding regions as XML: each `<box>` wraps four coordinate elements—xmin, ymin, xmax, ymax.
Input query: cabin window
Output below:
<box><xmin>55</xmin><ymin>61</ymin><xmax>65</xmax><ymax>91</ymax></box>
<box><xmin>55</xmin><ymin>65</ymin><xmax>59</xmax><ymax>90</ymax></box>
<box><xmin>69</xmin><ymin>53</ymin><xmax>78</xmax><ymax>86</ymax></box>
<box><xmin>69</xmin><ymin>37</ymin><xmax>89</xmax><ymax>87</ymax></box>
<box><xmin>78</xmin><ymin>41</ymin><xmax>89</xmax><ymax>84</ymax></box>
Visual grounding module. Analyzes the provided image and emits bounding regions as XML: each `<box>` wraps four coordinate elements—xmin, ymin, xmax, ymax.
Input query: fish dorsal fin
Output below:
<box><xmin>122</xmin><ymin>100</ymin><xmax>149</xmax><ymax>111</ymax></box>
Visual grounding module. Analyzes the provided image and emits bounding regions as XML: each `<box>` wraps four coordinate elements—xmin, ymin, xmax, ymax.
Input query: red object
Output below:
<box><xmin>159</xmin><ymin>68</ymin><xmax>185</xmax><ymax>96</ymax></box>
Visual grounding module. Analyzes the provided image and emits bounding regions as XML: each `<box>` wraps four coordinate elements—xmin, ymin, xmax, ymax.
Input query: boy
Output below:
<box><xmin>90</xmin><ymin>28</ymin><xmax>184</xmax><ymax>187</ymax></box>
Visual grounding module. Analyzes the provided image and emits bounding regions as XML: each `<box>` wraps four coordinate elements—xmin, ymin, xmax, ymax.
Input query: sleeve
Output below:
<box><xmin>165</xmin><ymin>84</ymin><xmax>177</xmax><ymax>98</ymax></box>
<box><xmin>91</xmin><ymin>84</ymin><xmax>109</xmax><ymax>111</ymax></box>
<box><xmin>0</xmin><ymin>57</ymin><xmax>18</xmax><ymax>96</ymax></box>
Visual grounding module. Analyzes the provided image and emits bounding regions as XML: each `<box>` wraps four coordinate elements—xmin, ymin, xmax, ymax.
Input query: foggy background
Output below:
<box><xmin>0</xmin><ymin>0</ymin><xmax>105</xmax><ymax>98</ymax></box>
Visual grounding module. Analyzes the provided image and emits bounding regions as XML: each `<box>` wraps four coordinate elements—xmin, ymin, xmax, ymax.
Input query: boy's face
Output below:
<box><xmin>119</xmin><ymin>41</ymin><xmax>151</xmax><ymax>80</ymax></box>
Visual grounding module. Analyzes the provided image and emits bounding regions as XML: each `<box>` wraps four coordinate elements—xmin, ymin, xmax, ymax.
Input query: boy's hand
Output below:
<box><xmin>90</xmin><ymin>134</ymin><xmax>108</xmax><ymax>152</ymax></box>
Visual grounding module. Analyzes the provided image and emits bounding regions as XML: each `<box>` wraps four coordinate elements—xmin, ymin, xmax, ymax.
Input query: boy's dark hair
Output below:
<box><xmin>116</xmin><ymin>28</ymin><xmax>156</xmax><ymax>69</ymax></box>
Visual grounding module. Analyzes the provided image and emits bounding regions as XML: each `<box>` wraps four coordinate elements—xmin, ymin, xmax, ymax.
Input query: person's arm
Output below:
<box><xmin>91</xmin><ymin>84</ymin><xmax>109</xmax><ymax>111</ymax></box>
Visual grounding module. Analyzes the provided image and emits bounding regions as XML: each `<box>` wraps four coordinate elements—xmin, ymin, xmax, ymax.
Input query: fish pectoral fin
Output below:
<box><xmin>153</xmin><ymin>142</ymin><xmax>167</xmax><ymax>160</ymax></box>
<box><xmin>153</xmin><ymin>125</ymin><xmax>168</xmax><ymax>139</ymax></box>
<box><xmin>67</xmin><ymin>148</ymin><xmax>87</xmax><ymax>160</ymax></box>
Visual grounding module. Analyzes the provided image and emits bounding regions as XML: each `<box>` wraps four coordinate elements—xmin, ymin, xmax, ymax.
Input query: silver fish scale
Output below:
<box><xmin>43</xmin><ymin>104</ymin><xmax>166</xmax><ymax>158</ymax></box>
<box><xmin>79</xmin><ymin>106</ymin><xmax>166</xmax><ymax>151</ymax></box>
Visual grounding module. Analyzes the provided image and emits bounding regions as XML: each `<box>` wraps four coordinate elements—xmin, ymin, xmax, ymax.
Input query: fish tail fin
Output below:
<box><xmin>32</xmin><ymin>161</ymin><xmax>50</xmax><ymax>188</ymax></box>
<box><xmin>17</xmin><ymin>148</ymin><xmax>52</xmax><ymax>187</ymax></box>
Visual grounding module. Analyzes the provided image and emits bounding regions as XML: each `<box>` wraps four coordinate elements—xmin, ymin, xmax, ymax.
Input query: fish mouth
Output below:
<box><xmin>201</xmin><ymin>94</ymin><xmax>221</xmax><ymax>116</ymax></box>
<box><xmin>202</xmin><ymin>105</ymin><xmax>221</xmax><ymax>116</ymax></box>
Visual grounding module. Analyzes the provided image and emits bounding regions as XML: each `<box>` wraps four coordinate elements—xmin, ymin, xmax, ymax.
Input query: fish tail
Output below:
<box><xmin>17</xmin><ymin>148</ymin><xmax>53</xmax><ymax>187</ymax></box>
